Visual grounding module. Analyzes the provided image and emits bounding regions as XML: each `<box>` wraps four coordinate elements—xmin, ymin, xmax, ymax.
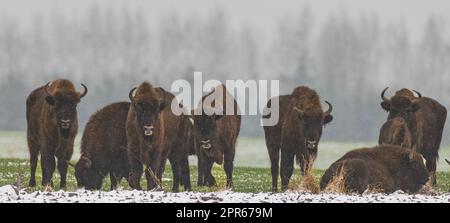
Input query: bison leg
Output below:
<box><xmin>110</xmin><ymin>172</ymin><xmax>118</xmax><ymax>190</ymax></box>
<box><xmin>280</xmin><ymin>150</ymin><xmax>294</xmax><ymax>191</ymax></box>
<box><xmin>169</xmin><ymin>158</ymin><xmax>180</xmax><ymax>192</ymax></box>
<box><xmin>224</xmin><ymin>147</ymin><xmax>235</xmax><ymax>189</ymax></box>
<box><xmin>128</xmin><ymin>152</ymin><xmax>143</xmax><ymax>190</ymax></box>
<box><xmin>197</xmin><ymin>156</ymin><xmax>206</xmax><ymax>186</ymax></box>
<box><xmin>204</xmin><ymin>159</ymin><xmax>216</xmax><ymax>187</ymax></box>
<box><xmin>268</xmin><ymin>145</ymin><xmax>280</xmax><ymax>192</ymax></box>
<box><xmin>28</xmin><ymin>147</ymin><xmax>39</xmax><ymax>187</ymax></box>
<box><xmin>425</xmin><ymin>155</ymin><xmax>437</xmax><ymax>185</ymax></box>
<box><xmin>57</xmin><ymin>158</ymin><xmax>68</xmax><ymax>188</ymax></box>
<box><xmin>41</xmin><ymin>153</ymin><xmax>56</xmax><ymax>187</ymax></box>
<box><xmin>180</xmin><ymin>155</ymin><xmax>192</xmax><ymax>191</ymax></box>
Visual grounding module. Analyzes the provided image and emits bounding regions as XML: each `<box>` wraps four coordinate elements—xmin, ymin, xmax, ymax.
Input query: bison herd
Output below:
<box><xmin>26</xmin><ymin>79</ymin><xmax>449</xmax><ymax>194</ymax></box>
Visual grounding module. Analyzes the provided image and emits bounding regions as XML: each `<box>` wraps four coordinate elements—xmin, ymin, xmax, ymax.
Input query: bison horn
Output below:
<box><xmin>79</xmin><ymin>83</ymin><xmax>88</xmax><ymax>98</ymax></box>
<box><xmin>44</xmin><ymin>82</ymin><xmax>52</xmax><ymax>96</ymax></box>
<box><xmin>381</xmin><ymin>87</ymin><xmax>391</xmax><ymax>103</ymax></box>
<box><xmin>129</xmin><ymin>87</ymin><xmax>137</xmax><ymax>103</ymax></box>
<box><xmin>324</xmin><ymin>101</ymin><xmax>333</xmax><ymax>116</ymax></box>
<box><xmin>445</xmin><ymin>158</ymin><xmax>450</xmax><ymax>166</ymax></box>
<box><xmin>412</xmin><ymin>90</ymin><xmax>422</xmax><ymax>98</ymax></box>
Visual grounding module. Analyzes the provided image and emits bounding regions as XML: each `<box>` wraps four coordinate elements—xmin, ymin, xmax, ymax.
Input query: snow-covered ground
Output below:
<box><xmin>0</xmin><ymin>185</ymin><xmax>449</xmax><ymax>203</ymax></box>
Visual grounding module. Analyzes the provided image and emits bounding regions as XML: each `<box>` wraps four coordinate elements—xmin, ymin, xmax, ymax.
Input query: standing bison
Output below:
<box><xmin>26</xmin><ymin>79</ymin><xmax>87</xmax><ymax>188</ymax></box>
<box><xmin>191</xmin><ymin>85</ymin><xmax>241</xmax><ymax>188</ymax></box>
<box><xmin>380</xmin><ymin>88</ymin><xmax>447</xmax><ymax>184</ymax></box>
<box><xmin>263</xmin><ymin>86</ymin><xmax>333</xmax><ymax>192</ymax></box>
<box><xmin>378</xmin><ymin>117</ymin><xmax>412</xmax><ymax>148</ymax></box>
<box><xmin>75</xmin><ymin>102</ymin><xmax>130</xmax><ymax>190</ymax></box>
<box><xmin>126</xmin><ymin>82</ymin><xmax>191</xmax><ymax>192</ymax></box>
<box><xmin>320</xmin><ymin>145</ymin><xmax>429</xmax><ymax>194</ymax></box>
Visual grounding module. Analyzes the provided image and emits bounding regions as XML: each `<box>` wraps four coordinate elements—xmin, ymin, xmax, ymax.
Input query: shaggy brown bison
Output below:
<box><xmin>380</xmin><ymin>87</ymin><xmax>447</xmax><ymax>184</ymax></box>
<box><xmin>191</xmin><ymin>85</ymin><xmax>241</xmax><ymax>188</ymax></box>
<box><xmin>378</xmin><ymin>117</ymin><xmax>412</xmax><ymax>148</ymax></box>
<box><xmin>26</xmin><ymin>79</ymin><xmax>88</xmax><ymax>188</ymax></box>
<box><xmin>75</xmin><ymin>102</ymin><xmax>130</xmax><ymax>190</ymax></box>
<box><xmin>320</xmin><ymin>145</ymin><xmax>429</xmax><ymax>194</ymax></box>
<box><xmin>263</xmin><ymin>86</ymin><xmax>333</xmax><ymax>192</ymax></box>
<box><xmin>126</xmin><ymin>82</ymin><xmax>191</xmax><ymax>192</ymax></box>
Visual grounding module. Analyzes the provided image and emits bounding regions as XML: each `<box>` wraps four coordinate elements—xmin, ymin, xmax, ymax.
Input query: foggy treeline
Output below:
<box><xmin>0</xmin><ymin>6</ymin><xmax>449</xmax><ymax>143</ymax></box>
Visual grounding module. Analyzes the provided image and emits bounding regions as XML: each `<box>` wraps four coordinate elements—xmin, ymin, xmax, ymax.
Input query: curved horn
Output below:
<box><xmin>79</xmin><ymin>83</ymin><xmax>88</xmax><ymax>98</ymax></box>
<box><xmin>381</xmin><ymin>87</ymin><xmax>390</xmax><ymax>103</ymax></box>
<box><xmin>44</xmin><ymin>82</ymin><xmax>52</xmax><ymax>96</ymax></box>
<box><xmin>412</xmin><ymin>90</ymin><xmax>422</xmax><ymax>98</ymax></box>
<box><xmin>324</xmin><ymin>101</ymin><xmax>333</xmax><ymax>116</ymax></box>
<box><xmin>129</xmin><ymin>87</ymin><xmax>137</xmax><ymax>102</ymax></box>
<box><xmin>445</xmin><ymin>158</ymin><xmax>450</xmax><ymax>166</ymax></box>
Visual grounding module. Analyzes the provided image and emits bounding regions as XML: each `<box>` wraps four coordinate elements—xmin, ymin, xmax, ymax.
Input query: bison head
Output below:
<box><xmin>74</xmin><ymin>155</ymin><xmax>103</xmax><ymax>190</ymax></box>
<box><xmin>293</xmin><ymin>101</ymin><xmax>333</xmax><ymax>151</ymax></box>
<box><xmin>380</xmin><ymin>87</ymin><xmax>421</xmax><ymax>122</ymax></box>
<box><xmin>44</xmin><ymin>82</ymin><xmax>87</xmax><ymax>139</ymax></box>
<box><xmin>129</xmin><ymin>82</ymin><xmax>166</xmax><ymax>144</ymax></box>
<box><xmin>397</xmin><ymin>151</ymin><xmax>429</xmax><ymax>193</ymax></box>
<box><xmin>191</xmin><ymin>106</ymin><xmax>224</xmax><ymax>164</ymax></box>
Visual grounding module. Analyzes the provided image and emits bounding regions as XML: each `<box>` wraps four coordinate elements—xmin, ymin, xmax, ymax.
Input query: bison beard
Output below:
<box><xmin>320</xmin><ymin>145</ymin><xmax>429</xmax><ymax>194</ymax></box>
<box><xmin>126</xmin><ymin>82</ymin><xmax>191</xmax><ymax>192</ymax></box>
<box><xmin>263</xmin><ymin>86</ymin><xmax>333</xmax><ymax>192</ymax></box>
<box><xmin>192</xmin><ymin>85</ymin><xmax>241</xmax><ymax>189</ymax></box>
<box><xmin>380</xmin><ymin>87</ymin><xmax>447</xmax><ymax>185</ymax></box>
<box><xmin>75</xmin><ymin>102</ymin><xmax>131</xmax><ymax>190</ymax></box>
<box><xmin>378</xmin><ymin>117</ymin><xmax>412</xmax><ymax>148</ymax></box>
<box><xmin>26</xmin><ymin>79</ymin><xmax>87</xmax><ymax>188</ymax></box>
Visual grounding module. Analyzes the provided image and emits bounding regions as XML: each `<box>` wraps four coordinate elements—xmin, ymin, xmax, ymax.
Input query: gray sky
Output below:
<box><xmin>0</xmin><ymin>0</ymin><xmax>448</xmax><ymax>39</ymax></box>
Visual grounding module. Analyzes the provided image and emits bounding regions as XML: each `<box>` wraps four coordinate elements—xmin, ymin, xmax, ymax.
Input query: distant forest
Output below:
<box><xmin>1</xmin><ymin>6</ymin><xmax>449</xmax><ymax>142</ymax></box>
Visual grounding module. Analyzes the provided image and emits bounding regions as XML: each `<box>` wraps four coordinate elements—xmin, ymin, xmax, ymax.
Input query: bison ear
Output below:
<box><xmin>380</xmin><ymin>101</ymin><xmax>390</xmax><ymax>111</ymax></box>
<box><xmin>45</xmin><ymin>96</ymin><xmax>55</xmax><ymax>105</ymax></box>
<box><xmin>324</xmin><ymin>114</ymin><xmax>333</xmax><ymax>125</ymax></box>
<box><xmin>409</xmin><ymin>102</ymin><xmax>420</xmax><ymax>113</ymax></box>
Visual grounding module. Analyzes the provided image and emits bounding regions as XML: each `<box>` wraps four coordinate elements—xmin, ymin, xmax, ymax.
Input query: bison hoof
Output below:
<box><xmin>29</xmin><ymin>179</ymin><xmax>36</xmax><ymax>187</ymax></box>
<box><xmin>272</xmin><ymin>187</ymin><xmax>278</xmax><ymax>193</ymax></box>
<box><xmin>226</xmin><ymin>181</ymin><xmax>234</xmax><ymax>190</ymax></box>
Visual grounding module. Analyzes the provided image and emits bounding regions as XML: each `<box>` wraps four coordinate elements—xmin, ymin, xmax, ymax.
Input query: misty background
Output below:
<box><xmin>0</xmin><ymin>0</ymin><xmax>450</xmax><ymax>144</ymax></box>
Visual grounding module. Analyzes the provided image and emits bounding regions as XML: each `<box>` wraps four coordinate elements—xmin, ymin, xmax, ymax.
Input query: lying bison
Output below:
<box><xmin>75</xmin><ymin>102</ymin><xmax>130</xmax><ymax>190</ymax></box>
<box><xmin>26</xmin><ymin>79</ymin><xmax>87</xmax><ymax>188</ymax></box>
<box><xmin>191</xmin><ymin>85</ymin><xmax>241</xmax><ymax>188</ymax></box>
<box><xmin>380</xmin><ymin>88</ymin><xmax>447</xmax><ymax>184</ymax></box>
<box><xmin>320</xmin><ymin>145</ymin><xmax>429</xmax><ymax>194</ymax></box>
<box><xmin>263</xmin><ymin>86</ymin><xmax>333</xmax><ymax>192</ymax></box>
<box><xmin>379</xmin><ymin>117</ymin><xmax>412</xmax><ymax>148</ymax></box>
<box><xmin>126</xmin><ymin>82</ymin><xmax>191</xmax><ymax>192</ymax></box>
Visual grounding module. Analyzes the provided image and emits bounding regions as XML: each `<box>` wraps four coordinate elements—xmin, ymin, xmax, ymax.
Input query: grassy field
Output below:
<box><xmin>1</xmin><ymin>158</ymin><xmax>449</xmax><ymax>193</ymax></box>
<box><xmin>0</xmin><ymin>131</ymin><xmax>449</xmax><ymax>192</ymax></box>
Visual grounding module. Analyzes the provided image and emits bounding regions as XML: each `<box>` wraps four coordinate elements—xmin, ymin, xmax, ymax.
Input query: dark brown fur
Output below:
<box><xmin>378</xmin><ymin>117</ymin><xmax>412</xmax><ymax>148</ymax></box>
<box><xmin>320</xmin><ymin>145</ymin><xmax>429</xmax><ymax>194</ymax></box>
<box><xmin>380</xmin><ymin>88</ymin><xmax>447</xmax><ymax>184</ymax></box>
<box><xmin>263</xmin><ymin>86</ymin><xmax>333</xmax><ymax>192</ymax></box>
<box><xmin>126</xmin><ymin>82</ymin><xmax>191</xmax><ymax>192</ymax></box>
<box><xmin>26</xmin><ymin>79</ymin><xmax>87</xmax><ymax>188</ymax></box>
<box><xmin>191</xmin><ymin>85</ymin><xmax>241</xmax><ymax>188</ymax></box>
<box><xmin>75</xmin><ymin>102</ymin><xmax>130</xmax><ymax>190</ymax></box>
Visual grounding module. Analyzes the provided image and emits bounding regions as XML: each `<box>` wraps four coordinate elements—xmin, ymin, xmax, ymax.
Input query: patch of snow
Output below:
<box><xmin>0</xmin><ymin>185</ymin><xmax>449</xmax><ymax>203</ymax></box>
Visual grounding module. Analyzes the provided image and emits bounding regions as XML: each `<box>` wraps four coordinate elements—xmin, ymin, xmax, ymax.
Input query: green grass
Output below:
<box><xmin>1</xmin><ymin>158</ymin><xmax>449</xmax><ymax>193</ymax></box>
